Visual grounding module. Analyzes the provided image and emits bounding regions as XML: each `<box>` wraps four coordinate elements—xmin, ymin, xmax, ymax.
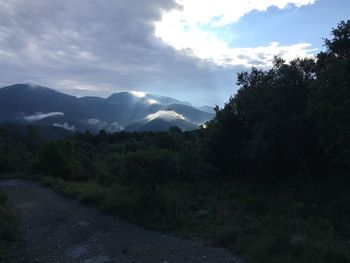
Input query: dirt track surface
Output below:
<box><xmin>0</xmin><ymin>180</ymin><xmax>240</xmax><ymax>263</ymax></box>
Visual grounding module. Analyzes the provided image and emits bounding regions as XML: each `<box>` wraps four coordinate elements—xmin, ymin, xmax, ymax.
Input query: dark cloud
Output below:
<box><xmin>0</xmin><ymin>0</ymin><xmax>238</xmax><ymax>105</ymax></box>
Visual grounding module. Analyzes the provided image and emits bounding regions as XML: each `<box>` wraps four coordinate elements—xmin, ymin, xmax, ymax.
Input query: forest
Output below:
<box><xmin>0</xmin><ymin>21</ymin><xmax>349</xmax><ymax>263</ymax></box>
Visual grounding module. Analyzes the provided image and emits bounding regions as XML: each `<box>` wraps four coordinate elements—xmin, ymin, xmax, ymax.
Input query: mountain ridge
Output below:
<box><xmin>0</xmin><ymin>84</ymin><xmax>214</xmax><ymax>132</ymax></box>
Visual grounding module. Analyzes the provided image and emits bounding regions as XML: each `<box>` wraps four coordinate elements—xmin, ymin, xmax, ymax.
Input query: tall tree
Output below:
<box><xmin>309</xmin><ymin>20</ymin><xmax>350</xmax><ymax>175</ymax></box>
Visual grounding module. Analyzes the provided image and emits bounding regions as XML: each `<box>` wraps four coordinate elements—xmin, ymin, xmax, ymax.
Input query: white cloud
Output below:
<box><xmin>23</xmin><ymin>112</ymin><xmax>64</xmax><ymax>122</ymax></box>
<box><xmin>155</xmin><ymin>0</ymin><xmax>317</xmax><ymax>67</ymax></box>
<box><xmin>87</xmin><ymin>118</ymin><xmax>102</xmax><ymax>126</ymax></box>
<box><xmin>148</xmin><ymin>98</ymin><xmax>158</xmax><ymax>105</ymax></box>
<box><xmin>146</xmin><ymin>110</ymin><xmax>186</xmax><ymax>121</ymax></box>
<box><xmin>53</xmin><ymin>122</ymin><xmax>76</xmax><ymax>131</ymax></box>
<box><xmin>130</xmin><ymin>91</ymin><xmax>146</xmax><ymax>98</ymax></box>
<box><xmin>86</xmin><ymin>118</ymin><xmax>123</xmax><ymax>132</ymax></box>
<box><xmin>170</xmin><ymin>0</ymin><xmax>315</xmax><ymax>27</ymax></box>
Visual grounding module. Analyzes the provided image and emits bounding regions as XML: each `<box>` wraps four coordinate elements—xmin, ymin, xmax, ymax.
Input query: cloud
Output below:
<box><xmin>130</xmin><ymin>91</ymin><xmax>147</xmax><ymax>98</ymax></box>
<box><xmin>148</xmin><ymin>99</ymin><xmax>158</xmax><ymax>105</ymax></box>
<box><xmin>53</xmin><ymin>122</ymin><xmax>76</xmax><ymax>131</ymax></box>
<box><xmin>0</xmin><ymin>0</ymin><xmax>318</xmax><ymax>105</ymax></box>
<box><xmin>86</xmin><ymin>118</ymin><xmax>123</xmax><ymax>132</ymax></box>
<box><xmin>146</xmin><ymin>110</ymin><xmax>186</xmax><ymax>121</ymax></box>
<box><xmin>23</xmin><ymin>112</ymin><xmax>64</xmax><ymax>122</ymax></box>
<box><xmin>0</xmin><ymin>0</ymin><xmax>184</xmax><ymax>96</ymax></box>
<box><xmin>164</xmin><ymin>0</ymin><xmax>315</xmax><ymax>27</ymax></box>
<box><xmin>155</xmin><ymin>0</ymin><xmax>317</xmax><ymax>67</ymax></box>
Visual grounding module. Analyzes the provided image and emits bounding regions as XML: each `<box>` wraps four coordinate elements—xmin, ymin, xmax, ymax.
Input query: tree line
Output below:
<box><xmin>0</xmin><ymin>21</ymin><xmax>349</xmax><ymax>195</ymax></box>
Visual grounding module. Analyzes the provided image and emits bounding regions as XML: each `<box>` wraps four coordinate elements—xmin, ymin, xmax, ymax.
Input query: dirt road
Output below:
<box><xmin>0</xmin><ymin>180</ymin><xmax>240</xmax><ymax>263</ymax></box>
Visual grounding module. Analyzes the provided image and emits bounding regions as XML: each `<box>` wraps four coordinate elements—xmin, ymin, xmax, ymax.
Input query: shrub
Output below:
<box><xmin>35</xmin><ymin>140</ymin><xmax>81</xmax><ymax>180</ymax></box>
<box><xmin>240</xmin><ymin>195</ymin><xmax>269</xmax><ymax>215</ymax></box>
<box><xmin>0</xmin><ymin>191</ymin><xmax>7</xmax><ymax>205</ymax></box>
<box><xmin>0</xmin><ymin>191</ymin><xmax>18</xmax><ymax>242</ymax></box>
<box><xmin>238</xmin><ymin>214</ymin><xmax>350</xmax><ymax>263</ymax></box>
<box><xmin>102</xmin><ymin>184</ymin><xmax>184</xmax><ymax>229</ymax></box>
<box><xmin>41</xmin><ymin>176</ymin><xmax>66</xmax><ymax>192</ymax></box>
<box><xmin>0</xmin><ymin>156</ymin><xmax>12</xmax><ymax>174</ymax></box>
<box><xmin>62</xmin><ymin>182</ymin><xmax>105</xmax><ymax>205</ymax></box>
<box><xmin>121</xmin><ymin>149</ymin><xmax>179</xmax><ymax>193</ymax></box>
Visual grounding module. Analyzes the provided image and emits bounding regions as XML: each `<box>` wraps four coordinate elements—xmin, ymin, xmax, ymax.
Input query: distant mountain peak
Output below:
<box><xmin>3</xmin><ymin>83</ymin><xmax>49</xmax><ymax>91</ymax></box>
<box><xmin>0</xmin><ymin>83</ymin><xmax>214</xmax><ymax>132</ymax></box>
<box><xmin>0</xmin><ymin>83</ymin><xmax>67</xmax><ymax>96</ymax></box>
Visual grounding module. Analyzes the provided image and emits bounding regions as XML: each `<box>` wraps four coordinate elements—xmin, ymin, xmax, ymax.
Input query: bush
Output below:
<box><xmin>0</xmin><ymin>191</ymin><xmax>18</xmax><ymax>242</ymax></box>
<box><xmin>238</xmin><ymin>215</ymin><xmax>350</xmax><ymax>263</ymax></box>
<box><xmin>62</xmin><ymin>182</ymin><xmax>105</xmax><ymax>205</ymax></box>
<box><xmin>241</xmin><ymin>195</ymin><xmax>269</xmax><ymax>215</ymax></box>
<box><xmin>0</xmin><ymin>191</ymin><xmax>7</xmax><ymax>205</ymax></box>
<box><xmin>0</xmin><ymin>156</ymin><xmax>12</xmax><ymax>174</ymax></box>
<box><xmin>102</xmin><ymin>184</ymin><xmax>184</xmax><ymax>229</ymax></box>
<box><xmin>35</xmin><ymin>140</ymin><xmax>81</xmax><ymax>180</ymax></box>
<box><xmin>0</xmin><ymin>207</ymin><xmax>18</xmax><ymax>242</ymax></box>
<box><xmin>41</xmin><ymin>176</ymin><xmax>66</xmax><ymax>192</ymax></box>
<box><xmin>121</xmin><ymin>149</ymin><xmax>179</xmax><ymax>193</ymax></box>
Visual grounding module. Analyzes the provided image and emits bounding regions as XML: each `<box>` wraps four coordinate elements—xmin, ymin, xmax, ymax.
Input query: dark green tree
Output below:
<box><xmin>121</xmin><ymin>148</ymin><xmax>179</xmax><ymax>193</ymax></box>
<box><xmin>309</xmin><ymin>20</ymin><xmax>350</xmax><ymax>175</ymax></box>
<box><xmin>35</xmin><ymin>140</ymin><xmax>81</xmax><ymax>180</ymax></box>
<box><xmin>207</xmin><ymin>56</ymin><xmax>324</xmax><ymax>183</ymax></box>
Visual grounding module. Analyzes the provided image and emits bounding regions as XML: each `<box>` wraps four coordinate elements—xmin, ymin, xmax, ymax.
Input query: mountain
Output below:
<box><xmin>0</xmin><ymin>122</ymin><xmax>73</xmax><ymax>141</ymax></box>
<box><xmin>163</xmin><ymin>104</ymin><xmax>213</xmax><ymax>124</ymax></box>
<box><xmin>0</xmin><ymin>84</ymin><xmax>214</xmax><ymax>132</ymax></box>
<box><xmin>124</xmin><ymin>118</ymin><xmax>198</xmax><ymax>132</ymax></box>
<box><xmin>0</xmin><ymin>84</ymin><xmax>80</xmax><ymax>121</ymax></box>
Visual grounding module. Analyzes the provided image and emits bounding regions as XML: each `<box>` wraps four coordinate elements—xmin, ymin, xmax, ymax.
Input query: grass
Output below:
<box><xmin>42</xmin><ymin>176</ymin><xmax>105</xmax><ymax>205</ymax></box>
<box><xmin>42</xmin><ymin>176</ymin><xmax>184</xmax><ymax>230</ymax></box>
<box><xmin>0</xmin><ymin>190</ymin><xmax>19</xmax><ymax>261</ymax></box>
<box><xmin>101</xmin><ymin>184</ymin><xmax>185</xmax><ymax>229</ymax></box>
<box><xmin>236</xmin><ymin>215</ymin><xmax>349</xmax><ymax>263</ymax></box>
<box><xmin>0</xmin><ymin>191</ymin><xmax>18</xmax><ymax>242</ymax></box>
<box><xmin>41</xmin><ymin>176</ymin><xmax>350</xmax><ymax>263</ymax></box>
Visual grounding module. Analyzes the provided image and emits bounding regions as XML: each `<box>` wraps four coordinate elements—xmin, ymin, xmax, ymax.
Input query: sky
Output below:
<box><xmin>0</xmin><ymin>0</ymin><xmax>348</xmax><ymax>106</ymax></box>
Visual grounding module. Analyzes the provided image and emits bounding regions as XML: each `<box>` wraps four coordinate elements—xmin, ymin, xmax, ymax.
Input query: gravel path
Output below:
<box><xmin>0</xmin><ymin>179</ymin><xmax>240</xmax><ymax>263</ymax></box>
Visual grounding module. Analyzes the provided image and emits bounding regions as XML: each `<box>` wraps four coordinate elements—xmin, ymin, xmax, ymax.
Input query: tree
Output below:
<box><xmin>309</xmin><ymin>20</ymin><xmax>350</xmax><ymax>175</ymax></box>
<box><xmin>207</xmin><ymin>56</ymin><xmax>325</xmax><ymax>183</ymax></box>
<box><xmin>121</xmin><ymin>149</ymin><xmax>179</xmax><ymax>193</ymax></box>
<box><xmin>35</xmin><ymin>140</ymin><xmax>81</xmax><ymax>180</ymax></box>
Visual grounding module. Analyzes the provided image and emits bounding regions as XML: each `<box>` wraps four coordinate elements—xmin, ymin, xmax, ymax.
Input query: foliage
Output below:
<box><xmin>102</xmin><ymin>184</ymin><xmax>184</xmax><ymax>229</ymax></box>
<box><xmin>121</xmin><ymin>148</ymin><xmax>179</xmax><ymax>192</ymax></box>
<box><xmin>0</xmin><ymin>190</ymin><xmax>19</xmax><ymax>245</ymax></box>
<box><xmin>206</xmin><ymin>57</ymin><xmax>323</xmax><ymax>182</ymax></box>
<box><xmin>0</xmin><ymin>125</ymin><xmax>37</xmax><ymax>176</ymax></box>
<box><xmin>309</xmin><ymin>20</ymin><xmax>350</xmax><ymax>176</ymax></box>
<box><xmin>206</xmin><ymin>21</ymin><xmax>350</xmax><ymax>188</ymax></box>
<box><xmin>35</xmin><ymin>140</ymin><xmax>81</xmax><ymax>180</ymax></box>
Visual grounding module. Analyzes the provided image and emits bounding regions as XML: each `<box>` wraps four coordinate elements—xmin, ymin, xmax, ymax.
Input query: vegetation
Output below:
<box><xmin>0</xmin><ymin>190</ymin><xmax>19</xmax><ymax>261</ymax></box>
<box><xmin>0</xmin><ymin>21</ymin><xmax>349</xmax><ymax>262</ymax></box>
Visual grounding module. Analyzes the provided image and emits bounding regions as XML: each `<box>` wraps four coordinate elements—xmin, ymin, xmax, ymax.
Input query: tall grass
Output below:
<box><xmin>0</xmin><ymin>191</ymin><xmax>18</xmax><ymax>242</ymax></box>
<box><xmin>0</xmin><ymin>190</ymin><xmax>19</xmax><ymax>261</ymax></box>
